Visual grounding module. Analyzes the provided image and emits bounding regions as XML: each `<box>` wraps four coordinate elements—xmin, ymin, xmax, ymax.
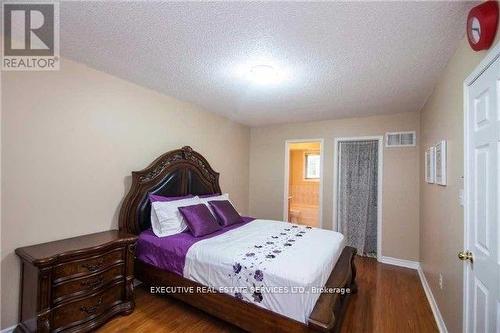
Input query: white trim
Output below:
<box><xmin>385</xmin><ymin>131</ymin><xmax>417</xmax><ymax>148</ymax></box>
<box><xmin>376</xmin><ymin>258</ymin><xmax>448</xmax><ymax>333</ymax></box>
<box><xmin>378</xmin><ymin>256</ymin><xmax>419</xmax><ymax>270</ymax></box>
<box><xmin>462</xmin><ymin>41</ymin><xmax>500</xmax><ymax>333</ymax></box>
<box><xmin>333</xmin><ymin>136</ymin><xmax>383</xmax><ymax>261</ymax></box>
<box><xmin>418</xmin><ymin>265</ymin><xmax>449</xmax><ymax>333</ymax></box>
<box><xmin>283</xmin><ymin>139</ymin><xmax>324</xmax><ymax>228</ymax></box>
<box><xmin>464</xmin><ymin>42</ymin><xmax>500</xmax><ymax>86</ymax></box>
<box><xmin>0</xmin><ymin>325</ymin><xmax>16</xmax><ymax>333</ymax></box>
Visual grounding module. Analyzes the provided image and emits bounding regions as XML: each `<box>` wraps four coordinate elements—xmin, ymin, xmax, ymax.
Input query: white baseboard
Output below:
<box><xmin>378</xmin><ymin>256</ymin><xmax>420</xmax><ymax>269</ymax></box>
<box><xmin>378</xmin><ymin>256</ymin><xmax>448</xmax><ymax>333</ymax></box>
<box><xmin>417</xmin><ymin>266</ymin><xmax>448</xmax><ymax>333</ymax></box>
<box><xmin>0</xmin><ymin>324</ymin><xmax>16</xmax><ymax>333</ymax></box>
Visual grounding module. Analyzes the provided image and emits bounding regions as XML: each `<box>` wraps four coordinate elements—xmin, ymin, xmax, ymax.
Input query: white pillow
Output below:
<box><xmin>150</xmin><ymin>196</ymin><xmax>202</xmax><ymax>237</ymax></box>
<box><xmin>198</xmin><ymin>193</ymin><xmax>230</xmax><ymax>215</ymax></box>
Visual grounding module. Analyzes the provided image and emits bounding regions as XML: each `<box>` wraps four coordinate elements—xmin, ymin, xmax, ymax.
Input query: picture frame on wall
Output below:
<box><xmin>435</xmin><ymin>140</ymin><xmax>447</xmax><ymax>186</ymax></box>
<box><xmin>425</xmin><ymin>147</ymin><xmax>435</xmax><ymax>183</ymax></box>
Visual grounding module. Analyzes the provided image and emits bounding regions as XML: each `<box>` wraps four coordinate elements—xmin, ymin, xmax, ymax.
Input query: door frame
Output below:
<box><xmin>283</xmin><ymin>138</ymin><xmax>324</xmax><ymax>228</ymax></box>
<box><xmin>462</xmin><ymin>41</ymin><xmax>500</xmax><ymax>333</ymax></box>
<box><xmin>333</xmin><ymin>136</ymin><xmax>384</xmax><ymax>260</ymax></box>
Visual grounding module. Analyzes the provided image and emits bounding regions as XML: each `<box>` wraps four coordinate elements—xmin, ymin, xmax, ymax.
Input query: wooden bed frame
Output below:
<box><xmin>119</xmin><ymin>146</ymin><xmax>357</xmax><ymax>332</ymax></box>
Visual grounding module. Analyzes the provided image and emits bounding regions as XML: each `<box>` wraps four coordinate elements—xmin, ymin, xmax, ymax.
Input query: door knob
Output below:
<box><xmin>458</xmin><ymin>250</ymin><xmax>473</xmax><ymax>263</ymax></box>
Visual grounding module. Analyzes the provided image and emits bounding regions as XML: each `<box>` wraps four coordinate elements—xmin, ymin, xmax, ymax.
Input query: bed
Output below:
<box><xmin>119</xmin><ymin>146</ymin><xmax>357</xmax><ymax>332</ymax></box>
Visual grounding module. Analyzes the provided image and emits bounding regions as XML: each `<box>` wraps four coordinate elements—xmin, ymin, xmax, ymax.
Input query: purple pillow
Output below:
<box><xmin>178</xmin><ymin>204</ymin><xmax>222</xmax><ymax>237</ymax></box>
<box><xmin>149</xmin><ymin>194</ymin><xmax>193</xmax><ymax>202</ymax></box>
<box><xmin>208</xmin><ymin>200</ymin><xmax>242</xmax><ymax>227</ymax></box>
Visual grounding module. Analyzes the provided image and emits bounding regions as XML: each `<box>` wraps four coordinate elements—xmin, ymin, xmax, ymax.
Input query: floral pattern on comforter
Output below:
<box><xmin>227</xmin><ymin>224</ymin><xmax>312</xmax><ymax>304</ymax></box>
<box><xmin>183</xmin><ymin>219</ymin><xmax>345</xmax><ymax>323</ymax></box>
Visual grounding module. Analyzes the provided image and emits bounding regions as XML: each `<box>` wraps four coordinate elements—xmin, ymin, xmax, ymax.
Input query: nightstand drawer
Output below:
<box><xmin>52</xmin><ymin>281</ymin><xmax>124</xmax><ymax>332</ymax></box>
<box><xmin>53</xmin><ymin>264</ymin><xmax>124</xmax><ymax>304</ymax></box>
<box><xmin>53</xmin><ymin>247</ymin><xmax>124</xmax><ymax>282</ymax></box>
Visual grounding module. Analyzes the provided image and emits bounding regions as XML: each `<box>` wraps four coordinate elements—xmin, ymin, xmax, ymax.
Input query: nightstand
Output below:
<box><xmin>15</xmin><ymin>230</ymin><xmax>137</xmax><ymax>332</ymax></box>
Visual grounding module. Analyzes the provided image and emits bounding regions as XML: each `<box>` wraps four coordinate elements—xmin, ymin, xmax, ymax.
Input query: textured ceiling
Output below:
<box><xmin>60</xmin><ymin>1</ymin><xmax>474</xmax><ymax>127</ymax></box>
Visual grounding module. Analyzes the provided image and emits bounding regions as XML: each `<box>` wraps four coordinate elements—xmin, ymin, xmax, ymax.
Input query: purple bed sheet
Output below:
<box><xmin>137</xmin><ymin>216</ymin><xmax>255</xmax><ymax>276</ymax></box>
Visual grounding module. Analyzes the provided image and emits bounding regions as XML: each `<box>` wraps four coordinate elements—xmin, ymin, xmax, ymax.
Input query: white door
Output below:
<box><xmin>464</xmin><ymin>52</ymin><xmax>500</xmax><ymax>333</ymax></box>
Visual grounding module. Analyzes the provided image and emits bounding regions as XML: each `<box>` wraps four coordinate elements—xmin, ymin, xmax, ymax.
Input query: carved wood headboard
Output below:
<box><xmin>119</xmin><ymin>146</ymin><xmax>221</xmax><ymax>235</ymax></box>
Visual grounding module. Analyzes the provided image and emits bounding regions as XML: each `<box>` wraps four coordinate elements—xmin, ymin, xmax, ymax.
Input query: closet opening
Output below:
<box><xmin>333</xmin><ymin>137</ymin><xmax>383</xmax><ymax>259</ymax></box>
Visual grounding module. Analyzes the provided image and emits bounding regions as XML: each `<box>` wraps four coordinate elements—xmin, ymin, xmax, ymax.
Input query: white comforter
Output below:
<box><xmin>183</xmin><ymin>219</ymin><xmax>345</xmax><ymax>323</ymax></box>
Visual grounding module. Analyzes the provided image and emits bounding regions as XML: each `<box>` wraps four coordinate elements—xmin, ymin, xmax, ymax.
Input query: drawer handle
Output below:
<box><xmin>80</xmin><ymin>275</ymin><xmax>104</xmax><ymax>289</ymax></box>
<box><xmin>80</xmin><ymin>297</ymin><xmax>103</xmax><ymax>315</ymax></box>
<box><xmin>81</xmin><ymin>258</ymin><xmax>104</xmax><ymax>272</ymax></box>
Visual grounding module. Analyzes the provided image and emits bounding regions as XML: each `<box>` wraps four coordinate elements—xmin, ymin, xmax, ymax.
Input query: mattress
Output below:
<box><xmin>137</xmin><ymin>219</ymin><xmax>345</xmax><ymax>323</ymax></box>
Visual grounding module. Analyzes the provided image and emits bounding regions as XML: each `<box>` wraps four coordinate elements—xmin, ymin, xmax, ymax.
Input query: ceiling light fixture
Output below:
<box><xmin>249</xmin><ymin>65</ymin><xmax>281</xmax><ymax>85</ymax></box>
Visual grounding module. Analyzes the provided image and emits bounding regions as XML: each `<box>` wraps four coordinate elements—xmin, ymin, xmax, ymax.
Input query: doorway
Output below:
<box><xmin>284</xmin><ymin>139</ymin><xmax>324</xmax><ymax>228</ymax></box>
<box><xmin>333</xmin><ymin>136</ymin><xmax>383</xmax><ymax>259</ymax></box>
<box><xmin>463</xmin><ymin>44</ymin><xmax>499</xmax><ymax>333</ymax></box>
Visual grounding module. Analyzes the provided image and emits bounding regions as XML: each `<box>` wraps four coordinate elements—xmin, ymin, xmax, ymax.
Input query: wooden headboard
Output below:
<box><xmin>119</xmin><ymin>146</ymin><xmax>221</xmax><ymax>235</ymax></box>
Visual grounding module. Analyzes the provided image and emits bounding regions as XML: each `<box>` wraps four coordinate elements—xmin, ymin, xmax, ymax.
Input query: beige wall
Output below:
<box><xmin>289</xmin><ymin>147</ymin><xmax>320</xmax><ymax>206</ymax></box>
<box><xmin>249</xmin><ymin>112</ymin><xmax>420</xmax><ymax>261</ymax></box>
<box><xmin>419</xmin><ymin>32</ymin><xmax>500</xmax><ymax>333</ymax></box>
<box><xmin>0</xmin><ymin>58</ymin><xmax>250</xmax><ymax>329</ymax></box>
<box><xmin>2</xmin><ymin>28</ymin><xmax>492</xmax><ymax>333</ymax></box>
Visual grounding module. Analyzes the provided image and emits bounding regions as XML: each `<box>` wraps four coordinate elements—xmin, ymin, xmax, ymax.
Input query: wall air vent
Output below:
<box><xmin>385</xmin><ymin>131</ymin><xmax>416</xmax><ymax>147</ymax></box>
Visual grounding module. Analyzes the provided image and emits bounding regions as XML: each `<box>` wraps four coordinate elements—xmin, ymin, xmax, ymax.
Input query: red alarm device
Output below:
<box><xmin>467</xmin><ymin>1</ymin><xmax>499</xmax><ymax>51</ymax></box>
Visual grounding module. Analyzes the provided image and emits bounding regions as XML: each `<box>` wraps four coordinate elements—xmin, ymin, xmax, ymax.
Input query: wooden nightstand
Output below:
<box><xmin>15</xmin><ymin>230</ymin><xmax>137</xmax><ymax>333</ymax></box>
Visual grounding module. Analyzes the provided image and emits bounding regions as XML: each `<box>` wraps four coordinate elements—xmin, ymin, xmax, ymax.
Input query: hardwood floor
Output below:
<box><xmin>99</xmin><ymin>256</ymin><xmax>438</xmax><ymax>333</ymax></box>
<box><xmin>339</xmin><ymin>257</ymin><xmax>438</xmax><ymax>333</ymax></box>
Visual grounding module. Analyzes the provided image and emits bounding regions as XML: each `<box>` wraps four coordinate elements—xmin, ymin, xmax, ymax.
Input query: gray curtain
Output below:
<box><xmin>337</xmin><ymin>140</ymin><xmax>378</xmax><ymax>257</ymax></box>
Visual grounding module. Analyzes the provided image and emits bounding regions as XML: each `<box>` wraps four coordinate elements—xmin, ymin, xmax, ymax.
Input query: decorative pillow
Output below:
<box><xmin>208</xmin><ymin>200</ymin><xmax>242</xmax><ymax>227</ymax></box>
<box><xmin>149</xmin><ymin>194</ymin><xmax>193</xmax><ymax>202</ymax></box>
<box><xmin>149</xmin><ymin>194</ymin><xmax>195</xmax><ymax>234</ymax></box>
<box><xmin>198</xmin><ymin>193</ymin><xmax>229</xmax><ymax>215</ymax></box>
<box><xmin>150</xmin><ymin>196</ymin><xmax>201</xmax><ymax>237</ymax></box>
<box><xmin>178</xmin><ymin>204</ymin><xmax>222</xmax><ymax>237</ymax></box>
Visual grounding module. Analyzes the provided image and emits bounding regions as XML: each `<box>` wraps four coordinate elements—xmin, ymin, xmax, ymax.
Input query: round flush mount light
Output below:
<box><xmin>249</xmin><ymin>65</ymin><xmax>281</xmax><ymax>85</ymax></box>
